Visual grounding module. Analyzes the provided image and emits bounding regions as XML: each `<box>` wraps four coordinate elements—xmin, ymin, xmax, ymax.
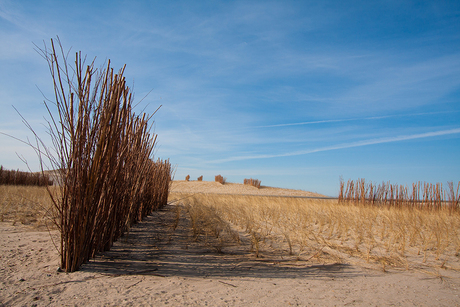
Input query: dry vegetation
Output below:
<box><xmin>18</xmin><ymin>38</ymin><xmax>172</xmax><ymax>272</ymax></box>
<box><xmin>169</xmin><ymin>192</ymin><xmax>460</xmax><ymax>272</ymax></box>
<box><xmin>215</xmin><ymin>174</ymin><xmax>226</xmax><ymax>184</ymax></box>
<box><xmin>0</xmin><ymin>166</ymin><xmax>53</xmax><ymax>186</ymax></box>
<box><xmin>244</xmin><ymin>178</ymin><xmax>261</xmax><ymax>189</ymax></box>
<box><xmin>0</xmin><ymin>185</ymin><xmax>57</xmax><ymax>228</ymax></box>
<box><xmin>339</xmin><ymin>178</ymin><xmax>460</xmax><ymax>211</ymax></box>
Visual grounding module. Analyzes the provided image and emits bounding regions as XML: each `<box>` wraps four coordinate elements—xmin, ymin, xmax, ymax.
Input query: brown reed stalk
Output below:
<box><xmin>34</xmin><ymin>38</ymin><xmax>171</xmax><ymax>272</ymax></box>
<box><xmin>447</xmin><ymin>181</ymin><xmax>460</xmax><ymax>212</ymax></box>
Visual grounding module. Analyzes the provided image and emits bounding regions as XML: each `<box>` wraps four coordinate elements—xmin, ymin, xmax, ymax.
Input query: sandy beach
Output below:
<box><xmin>1</xmin><ymin>181</ymin><xmax>459</xmax><ymax>306</ymax></box>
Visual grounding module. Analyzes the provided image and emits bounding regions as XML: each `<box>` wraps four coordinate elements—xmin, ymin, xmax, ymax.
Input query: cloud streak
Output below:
<box><xmin>254</xmin><ymin>111</ymin><xmax>458</xmax><ymax>129</ymax></box>
<box><xmin>211</xmin><ymin>128</ymin><xmax>460</xmax><ymax>163</ymax></box>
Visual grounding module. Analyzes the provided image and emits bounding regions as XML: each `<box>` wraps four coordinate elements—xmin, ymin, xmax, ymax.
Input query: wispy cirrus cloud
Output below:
<box><xmin>210</xmin><ymin>128</ymin><xmax>460</xmax><ymax>163</ymax></box>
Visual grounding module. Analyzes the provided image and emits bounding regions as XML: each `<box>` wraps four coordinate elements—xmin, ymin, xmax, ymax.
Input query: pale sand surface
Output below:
<box><xmin>170</xmin><ymin>180</ymin><xmax>326</xmax><ymax>197</ymax></box>
<box><xmin>1</xmin><ymin>181</ymin><xmax>460</xmax><ymax>306</ymax></box>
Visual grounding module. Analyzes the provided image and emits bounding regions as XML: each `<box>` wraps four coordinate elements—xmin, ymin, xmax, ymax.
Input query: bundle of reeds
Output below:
<box><xmin>0</xmin><ymin>166</ymin><xmax>53</xmax><ymax>186</ymax></box>
<box><xmin>338</xmin><ymin>178</ymin><xmax>459</xmax><ymax>211</ymax></box>
<box><xmin>36</xmin><ymin>38</ymin><xmax>171</xmax><ymax>272</ymax></box>
<box><xmin>215</xmin><ymin>175</ymin><xmax>226</xmax><ymax>184</ymax></box>
<box><xmin>244</xmin><ymin>178</ymin><xmax>261</xmax><ymax>189</ymax></box>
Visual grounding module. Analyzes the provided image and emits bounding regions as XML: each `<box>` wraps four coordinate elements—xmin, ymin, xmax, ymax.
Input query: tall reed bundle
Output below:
<box><xmin>36</xmin><ymin>38</ymin><xmax>171</xmax><ymax>272</ymax></box>
<box><xmin>338</xmin><ymin>178</ymin><xmax>460</xmax><ymax>212</ymax></box>
<box><xmin>215</xmin><ymin>174</ymin><xmax>226</xmax><ymax>184</ymax></box>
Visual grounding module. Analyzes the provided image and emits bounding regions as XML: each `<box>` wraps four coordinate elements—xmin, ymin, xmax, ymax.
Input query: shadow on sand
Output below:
<box><xmin>80</xmin><ymin>205</ymin><xmax>362</xmax><ymax>280</ymax></box>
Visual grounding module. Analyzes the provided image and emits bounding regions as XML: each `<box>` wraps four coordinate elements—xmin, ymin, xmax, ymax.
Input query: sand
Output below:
<box><xmin>1</xmin><ymin>181</ymin><xmax>460</xmax><ymax>306</ymax></box>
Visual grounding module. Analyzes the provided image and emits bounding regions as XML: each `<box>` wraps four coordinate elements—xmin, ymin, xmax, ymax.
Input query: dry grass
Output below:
<box><xmin>169</xmin><ymin>192</ymin><xmax>460</xmax><ymax>271</ymax></box>
<box><xmin>0</xmin><ymin>185</ymin><xmax>58</xmax><ymax>229</ymax></box>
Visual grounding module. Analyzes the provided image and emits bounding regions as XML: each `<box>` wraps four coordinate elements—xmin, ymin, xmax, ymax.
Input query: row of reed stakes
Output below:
<box><xmin>0</xmin><ymin>166</ymin><xmax>53</xmax><ymax>186</ymax></box>
<box><xmin>339</xmin><ymin>178</ymin><xmax>460</xmax><ymax>211</ymax></box>
<box><xmin>35</xmin><ymin>38</ymin><xmax>172</xmax><ymax>272</ymax></box>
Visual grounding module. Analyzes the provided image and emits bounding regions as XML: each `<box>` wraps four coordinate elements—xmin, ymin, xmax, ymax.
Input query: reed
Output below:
<box><xmin>0</xmin><ymin>166</ymin><xmax>53</xmax><ymax>186</ymax></box>
<box><xmin>338</xmin><ymin>178</ymin><xmax>459</xmax><ymax>212</ymax></box>
<box><xmin>215</xmin><ymin>174</ymin><xmax>226</xmax><ymax>184</ymax></box>
<box><xmin>33</xmin><ymin>38</ymin><xmax>171</xmax><ymax>272</ymax></box>
<box><xmin>244</xmin><ymin>178</ymin><xmax>261</xmax><ymax>189</ymax></box>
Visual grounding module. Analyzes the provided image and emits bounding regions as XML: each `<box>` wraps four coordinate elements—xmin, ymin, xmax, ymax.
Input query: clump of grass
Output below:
<box><xmin>197</xmin><ymin>175</ymin><xmax>203</xmax><ymax>181</ymax></box>
<box><xmin>244</xmin><ymin>178</ymin><xmax>261</xmax><ymax>189</ymax></box>
<box><xmin>215</xmin><ymin>175</ymin><xmax>226</xmax><ymax>185</ymax></box>
<box><xmin>30</xmin><ymin>38</ymin><xmax>172</xmax><ymax>272</ymax></box>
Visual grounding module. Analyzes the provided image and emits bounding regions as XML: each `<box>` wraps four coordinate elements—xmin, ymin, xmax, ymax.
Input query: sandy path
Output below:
<box><xmin>1</xmin><ymin>182</ymin><xmax>460</xmax><ymax>306</ymax></box>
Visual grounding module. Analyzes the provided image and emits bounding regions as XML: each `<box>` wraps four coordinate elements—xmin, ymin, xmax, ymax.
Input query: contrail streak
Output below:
<box><xmin>255</xmin><ymin>111</ymin><xmax>457</xmax><ymax>129</ymax></box>
<box><xmin>211</xmin><ymin>128</ymin><xmax>460</xmax><ymax>163</ymax></box>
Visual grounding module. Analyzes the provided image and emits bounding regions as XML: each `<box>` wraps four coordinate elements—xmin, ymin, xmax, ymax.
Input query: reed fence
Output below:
<box><xmin>0</xmin><ymin>166</ymin><xmax>53</xmax><ymax>186</ymax></box>
<box><xmin>338</xmin><ymin>178</ymin><xmax>460</xmax><ymax>211</ymax></box>
<box><xmin>35</xmin><ymin>38</ymin><xmax>171</xmax><ymax>272</ymax></box>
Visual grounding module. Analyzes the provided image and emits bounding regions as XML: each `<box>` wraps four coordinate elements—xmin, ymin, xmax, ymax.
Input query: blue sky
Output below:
<box><xmin>1</xmin><ymin>1</ymin><xmax>459</xmax><ymax>196</ymax></box>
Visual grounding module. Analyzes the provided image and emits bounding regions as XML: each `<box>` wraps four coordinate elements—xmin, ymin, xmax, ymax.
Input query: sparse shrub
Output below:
<box><xmin>197</xmin><ymin>175</ymin><xmax>203</xmax><ymax>181</ymax></box>
<box><xmin>215</xmin><ymin>175</ymin><xmax>226</xmax><ymax>184</ymax></box>
<box><xmin>244</xmin><ymin>178</ymin><xmax>261</xmax><ymax>189</ymax></box>
<box><xmin>185</xmin><ymin>175</ymin><xmax>190</xmax><ymax>181</ymax></box>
